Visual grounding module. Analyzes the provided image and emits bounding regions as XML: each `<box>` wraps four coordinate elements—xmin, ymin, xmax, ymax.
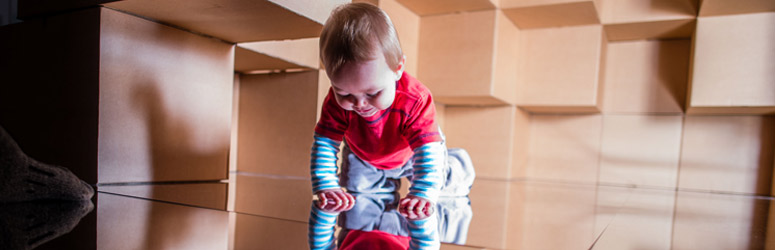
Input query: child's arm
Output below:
<box><xmin>400</xmin><ymin>141</ymin><xmax>445</xmax><ymax>221</ymax></box>
<box><xmin>408</xmin><ymin>141</ymin><xmax>445</xmax><ymax>202</ymax></box>
<box><xmin>308</xmin><ymin>201</ymin><xmax>339</xmax><ymax>250</ymax></box>
<box><xmin>310</xmin><ymin>135</ymin><xmax>355</xmax><ymax>208</ymax></box>
<box><xmin>310</xmin><ymin>135</ymin><xmax>341</xmax><ymax>192</ymax></box>
<box><xmin>406</xmin><ymin>214</ymin><xmax>441</xmax><ymax>250</ymax></box>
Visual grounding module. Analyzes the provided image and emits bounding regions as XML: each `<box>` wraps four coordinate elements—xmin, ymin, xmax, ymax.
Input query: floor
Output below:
<box><xmin>8</xmin><ymin>176</ymin><xmax>774</xmax><ymax>250</ymax></box>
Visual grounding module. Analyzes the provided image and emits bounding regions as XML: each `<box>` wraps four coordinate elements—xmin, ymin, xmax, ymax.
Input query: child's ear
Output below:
<box><xmin>394</xmin><ymin>55</ymin><xmax>406</xmax><ymax>81</ymax></box>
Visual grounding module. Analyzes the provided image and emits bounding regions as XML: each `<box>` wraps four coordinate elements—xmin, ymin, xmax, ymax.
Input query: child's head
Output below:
<box><xmin>320</xmin><ymin>3</ymin><xmax>405</xmax><ymax>117</ymax></box>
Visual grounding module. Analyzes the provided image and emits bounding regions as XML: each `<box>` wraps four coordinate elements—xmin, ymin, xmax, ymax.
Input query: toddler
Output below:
<box><xmin>309</xmin><ymin>2</ymin><xmax>474</xmax><ymax>237</ymax></box>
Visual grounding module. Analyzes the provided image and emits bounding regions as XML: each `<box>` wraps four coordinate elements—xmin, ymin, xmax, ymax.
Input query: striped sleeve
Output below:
<box><xmin>407</xmin><ymin>215</ymin><xmax>440</xmax><ymax>250</ymax></box>
<box><xmin>408</xmin><ymin>141</ymin><xmax>445</xmax><ymax>202</ymax></box>
<box><xmin>308</xmin><ymin>203</ymin><xmax>339</xmax><ymax>250</ymax></box>
<box><xmin>310</xmin><ymin>135</ymin><xmax>342</xmax><ymax>193</ymax></box>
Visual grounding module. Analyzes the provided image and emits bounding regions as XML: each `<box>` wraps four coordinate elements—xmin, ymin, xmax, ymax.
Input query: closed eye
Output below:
<box><xmin>367</xmin><ymin>91</ymin><xmax>381</xmax><ymax>97</ymax></box>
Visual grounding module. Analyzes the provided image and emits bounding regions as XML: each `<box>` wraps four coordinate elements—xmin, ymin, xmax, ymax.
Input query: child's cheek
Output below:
<box><xmin>378</xmin><ymin>92</ymin><xmax>396</xmax><ymax>110</ymax></box>
<box><xmin>334</xmin><ymin>96</ymin><xmax>354</xmax><ymax>111</ymax></box>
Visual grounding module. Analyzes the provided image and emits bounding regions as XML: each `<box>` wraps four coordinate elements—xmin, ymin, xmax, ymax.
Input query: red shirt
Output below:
<box><xmin>315</xmin><ymin>72</ymin><xmax>442</xmax><ymax>170</ymax></box>
<box><xmin>340</xmin><ymin>230</ymin><xmax>411</xmax><ymax>250</ymax></box>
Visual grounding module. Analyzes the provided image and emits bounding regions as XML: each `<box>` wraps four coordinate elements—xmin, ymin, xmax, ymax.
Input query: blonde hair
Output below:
<box><xmin>319</xmin><ymin>3</ymin><xmax>403</xmax><ymax>78</ymax></box>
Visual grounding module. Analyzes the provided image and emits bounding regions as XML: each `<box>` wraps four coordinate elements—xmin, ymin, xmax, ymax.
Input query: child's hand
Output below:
<box><xmin>315</xmin><ymin>189</ymin><xmax>355</xmax><ymax>213</ymax></box>
<box><xmin>399</xmin><ymin>195</ymin><xmax>434</xmax><ymax>220</ymax></box>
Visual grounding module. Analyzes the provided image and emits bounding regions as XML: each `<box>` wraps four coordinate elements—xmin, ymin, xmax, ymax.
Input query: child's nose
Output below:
<box><xmin>353</xmin><ymin>97</ymin><xmax>368</xmax><ymax>109</ymax></box>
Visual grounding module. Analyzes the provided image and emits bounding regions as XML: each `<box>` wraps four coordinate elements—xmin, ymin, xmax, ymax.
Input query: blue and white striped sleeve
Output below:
<box><xmin>408</xmin><ymin>141</ymin><xmax>445</xmax><ymax>203</ymax></box>
<box><xmin>407</xmin><ymin>215</ymin><xmax>441</xmax><ymax>250</ymax></box>
<box><xmin>308</xmin><ymin>203</ymin><xmax>339</xmax><ymax>250</ymax></box>
<box><xmin>310</xmin><ymin>135</ymin><xmax>342</xmax><ymax>193</ymax></box>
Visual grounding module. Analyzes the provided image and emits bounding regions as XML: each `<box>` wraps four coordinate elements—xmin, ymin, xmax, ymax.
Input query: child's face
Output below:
<box><xmin>329</xmin><ymin>53</ymin><xmax>404</xmax><ymax>117</ymax></box>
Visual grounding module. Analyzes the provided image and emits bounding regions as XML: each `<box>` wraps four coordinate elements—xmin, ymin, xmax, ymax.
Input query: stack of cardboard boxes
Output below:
<box><xmin>388</xmin><ymin>0</ymin><xmax>773</xmax><ymax>248</ymax></box>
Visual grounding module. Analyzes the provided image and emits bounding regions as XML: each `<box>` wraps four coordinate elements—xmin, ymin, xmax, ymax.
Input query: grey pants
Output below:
<box><xmin>339</xmin><ymin>141</ymin><xmax>475</xmax><ymax>197</ymax></box>
<box><xmin>337</xmin><ymin>193</ymin><xmax>473</xmax><ymax>244</ymax></box>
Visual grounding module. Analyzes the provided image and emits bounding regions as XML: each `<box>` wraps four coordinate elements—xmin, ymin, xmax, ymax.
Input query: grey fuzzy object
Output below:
<box><xmin>0</xmin><ymin>126</ymin><xmax>94</xmax><ymax>203</ymax></box>
<box><xmin>0</xmin><ymin>200</ymin><xmax>94</xmax><ymax>250</ymax></box>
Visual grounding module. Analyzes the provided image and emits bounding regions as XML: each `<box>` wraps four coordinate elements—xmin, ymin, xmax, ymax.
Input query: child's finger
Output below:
<box><xmin>334</xmin><ymin>191</ymin><xmax>349</xmax><ymax>205</ymax></box>
<box><xmin>346</xmin><ymin>194</ymin><xmax>356</xmax><ymax>210</ymax></box>
<box><xmin>318</xmin><ymin>192</ymin><xmax>330</xmax><ymax>206</ymax></box>
<box><xmin>345</xmin><ymin>192</ymin><xmax>355</xmax><ymax>206</ymax></box>
<box><xmin>416</xmin><ymin>199</ymin><xmax>428</xmax><ymax>214</ymax></box>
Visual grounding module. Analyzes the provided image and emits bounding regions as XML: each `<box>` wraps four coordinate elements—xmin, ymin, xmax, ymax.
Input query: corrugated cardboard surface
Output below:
<box><xmin>381</xmin><ymin>0</ymin><xmax>420</xmax><ymax>76</ymax></box>
<box><xmin>237</xmin><ymin>71</ymin><xmax>322</xmax><ymax>177</ymax></box>
<box><xmin>599</xmin><ymin>0</ymin><xmax>697</xmax><ymax>24</ymax></box>
<box><xmin>98</xmin><ymin>7</ymin><xmax>233</xmax><ymax>183</ymax></box>
<box><xmin>599</xmin><ymin>115</ymin><xmax>683</xmax><ymax>188</ymax></box>
<box><xmin>526</xmin><ymin>114</ymin><xmax>603</xmax><ymax>184</ymax></box>
<box><xmin>418</xmin><ymin>10</ymin><xmax>498</xmax><ymax>104</ymax></box>
<box><xmin>234</xmin><ymin>38</ymin><xmax>319</xmax><ymax>73</ymax></box>
<box><xmin>232</xmin><ymin>174</ymin><xmax>312</xmax><ymax>222</ymax></box>
<box><xmin>689</xmin><ymin>13</ymin><xmax>775</xmax><ymax>112</ymax></box>
<box><xmin>517</xmin><ymin>25</ymin><xmax>605</xmax><ymax>111</ymax></box>
<box><xmin>395</xmin><ymin>0</ymin><xmax>496</xmax><ymax>16</ymax></box>
<box><xmin>103</xmin><ymin>0</ymin><xmax>342</xmax><ymax>43</ymax></box>
<box><xmin>604</xmin><ymin>19</ymin><xmax>695</xmax><ymax>41</ymax></box>
<box><xmin>699</xmin><ymin>0</ymin><xmax>775</xmax><ymax>16</ymax></box>
<box><xmin>502</xmin><ymin>1</ymin><xmax>601</xmax><ymax>29</ymax></box>
<box><xmin>603</xmin><ymin>39</ymin><xmax>689</xmax><ymax>114</ymax></box>
<box><xmin>444</xmin><ymin>106</ymin><xmax>521</xmax><ymax>180</ymax></box>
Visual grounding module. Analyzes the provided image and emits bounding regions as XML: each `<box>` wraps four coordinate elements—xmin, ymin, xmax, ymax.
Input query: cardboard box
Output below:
<box><xmin>517</xmin><ymin>25</ymin><xmax>607</xmax><ymax>113</ymax></box>
<box><xmin>603</xmin><ymin>19</ymin><xmax>695</xmax><ymax>41</ymax></box>
<box><xmin>679</xmin><ymin>115</ymin><xmax>775</xmax><ymax>195</ymax></box>
<box><xmin>0</xmin><ymin>7</ymin><xmax>234</xmax><ymax>184</ymax></box>
<box><xmin>526</xmin><ymin>114</ymin><xmax>603</xmax><ymax>184</ymax></box>
<box><xmin>234</xmin><ymin>38</ymin><xmax>319</xmax><ymax>74</ymax></box>
<box><xmin>599</xmin><ymin>0</ymin><xmax>697</xmax><ymax>41</ymax></box>
<box><xmin>501</xmin><ymin>0</ymin><xmax>601</xmax><ymax>29</ymax></box>
<box><xmin>602</xmin><ymin>40</ymin><xmax>690</xmax><ymax>114</ymax></box>
<box><xmin>598</xmin><ymin>115</ymin><xmax>683</xmax><ymax>188</ymax></box>
<box><xmin>98</xmin><ymin>7</ymin><xmax>234</xmax><ymax>184</ymax></box>
<box><xmin>395</xmin><ymin>0</ymin><xmax>496</xmax><ymax>16</ymax></box>
<box><xmin>435</xmin><ymin>103</ymin><xmax>446</xmax><ymax>132</ymax></box>
<box><xmin>98</xmin><ymin>183</ymin><xmax>227</xmax><ymax>210</ymax></box>
<box><xmin>444</xmin><ymin>106</ymin><xmax>530</xmax><ymax>180</ymax></box>
<box><xmin>237</xmin><ymin>70</ymin><xmax>328</xmax><ymax>177</ymax></box>
<box><xmin>380</xmin><ymin>0</ymin><xmax>421</xmax><ymax>76</ymax></box>
<box><xmin>103</xmin><ymin>0</ymin><xmax>348</xmax><ymax>43</ymax></box>
<box><xmin>418</xmin><ymin>10</ymin><xmax>519</xmax><ymax>105</ymax></box>
<box><xmin>699</xmin><ymin>0</ymin><xmax>775</xmax><ymax>16</ymax></box>
<box><xmin>231</xmin><ymin>173</ymin><xmax>312</xmax><ymax>222</ymax></box>
<box><xmin>672</xmin><ymin>192</ymin><xmax>769</xmax><ymax>249</ymax></box>
<box><xmin>688</xmin><ymin>12</ymin><xmax>775</xmax><ymax>115</ymax></box>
